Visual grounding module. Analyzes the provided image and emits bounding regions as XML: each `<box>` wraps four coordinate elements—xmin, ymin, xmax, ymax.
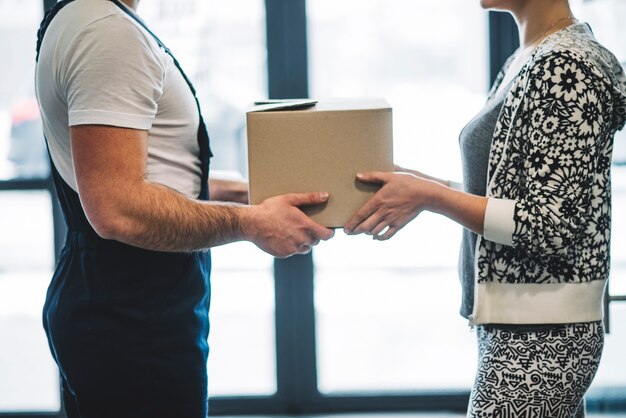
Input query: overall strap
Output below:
<box><xmin>108</xmin><ymin>0</ymin><xmax>197</xmax><ymax>94</ymax></box>
<box><xmin>36</xmin><ymin>0</ymin><xmax>76</xmax><ymax>62</ymax></box>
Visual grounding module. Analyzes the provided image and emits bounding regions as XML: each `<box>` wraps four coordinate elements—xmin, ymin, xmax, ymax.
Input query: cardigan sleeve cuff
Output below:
<box><xmin>483</xmin><ymin>198</ymin><xmax>516</xmax><ymax>246</ymax></box>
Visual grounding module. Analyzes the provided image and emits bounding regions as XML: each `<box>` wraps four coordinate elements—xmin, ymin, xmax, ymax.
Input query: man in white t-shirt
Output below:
<box><xmin>35</xmin><ymin>0</ymin><xmax>332</xmax><ymax>416</ymax></box>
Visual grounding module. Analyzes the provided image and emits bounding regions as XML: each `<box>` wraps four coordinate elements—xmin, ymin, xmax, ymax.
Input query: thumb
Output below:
<box><xmin>284</xmin><ymin>192</ymin><xmax>330</xmax><ymax>207</ymax></box>
<box><xmin>356</xmin><ymin>171</ymin><xmax>390</xmax><ymax>184</ymax></box>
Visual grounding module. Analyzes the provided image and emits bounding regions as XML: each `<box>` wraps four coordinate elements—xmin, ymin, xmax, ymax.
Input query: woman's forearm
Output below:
<box><xmin>396</xmin><ymin>164</ymin><xmax>463</xmax><ymax>190</ymax></box>
<box><xmin>427</xmin><ymin>184</ymin><xmax>488</xmax><ymax>235</ymax></box>
<box><xmin>395</xmin><ymin>164</ymin><xmax>450</xmax><ymax>187</ymax></box>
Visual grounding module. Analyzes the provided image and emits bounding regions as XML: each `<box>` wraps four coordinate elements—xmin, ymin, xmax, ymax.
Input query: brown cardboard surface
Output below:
<box><xmin>246</xmin><ymin>98</ymin><xmax>394</xmax><ymax>227</ymax></box>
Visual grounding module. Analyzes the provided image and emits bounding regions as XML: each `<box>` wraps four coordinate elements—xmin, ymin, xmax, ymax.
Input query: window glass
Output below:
<box><xmin>0</xmin><ymin>191</ymin><xmax>59</xmax><ymax>411</ymax></box>
<box><xmin>0</xmin><ymin>0</ymin><xmax>59</xmax><ymax>412</ymax></box>
<box><xmin>570</xmin><ymin>0</ymin><xmax>626</xmax><ymax>391</ymax></box>
<box><xmin>139</xmin><ymin>0</ymin><xmax>277</xmax><ymax>396</ymax></box>
<box><xmin>308</xmin><ymin>0</ymin><xmax>488</xmax><ymax>393</ymax></box>
<box><xmin>207</xmin><ymin>242</ymin><xmax>276</xmax><ymax>396</ymax></box>
<box><xmin>0</xmin><ymin>0</ymin><xmax>48</xmax><ymax>180</ymax></box>
<box><xmin>140</xmin><ymin>0</ymin><xmax>267</xmax><ymax>175</ymax></box>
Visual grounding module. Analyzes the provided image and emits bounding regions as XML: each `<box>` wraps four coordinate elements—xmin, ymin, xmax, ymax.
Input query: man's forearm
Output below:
<box><xmin>94</xmin><ymin>180</ymin><xmax>251</xmax><ymax>252</ymax></box>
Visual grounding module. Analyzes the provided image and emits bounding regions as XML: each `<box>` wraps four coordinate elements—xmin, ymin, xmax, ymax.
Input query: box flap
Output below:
<box><xmin>308</xmin><ymin>98</ymin><xmax>390</xmax><ymax>112</ymax></box>
<box><xmin>248</xmin><ymin>99</ymin><xmax>318</xmax><ymax>113</ymax></box>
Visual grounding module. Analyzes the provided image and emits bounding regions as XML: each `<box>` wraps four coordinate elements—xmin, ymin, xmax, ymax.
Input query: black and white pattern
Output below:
<box><xmin>468</xmin><ymin>322</ymin><xmax>604</xmax><ymax>418</ymax></box>
<box><xmin>477</xmin><ymin>24</ymin><xmax>626</xmax><ymax>288</ymax></box>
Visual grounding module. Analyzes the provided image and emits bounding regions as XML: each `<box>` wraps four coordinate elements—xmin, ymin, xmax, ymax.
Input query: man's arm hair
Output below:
<box><xmin>110</xmin><ymin>180</ymin><xmax>249</xmax><ymax>252</ymax></box>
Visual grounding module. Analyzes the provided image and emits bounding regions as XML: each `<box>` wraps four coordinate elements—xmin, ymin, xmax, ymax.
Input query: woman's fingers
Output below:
<box><xmin>350</xmin><ymin>210</ymin><xmax>385</xmax><ymax>235</ymax></box>
<box><xmin>345</xmin><ymin>171</ymin><xmax>424</xmax><ymax>238</ymax></box>
<box><xmin>355</xmin><ymin>171</ymin><xmax>390</xmax><ymax>184</ymax></box>
<box><xmin>344</xmin><ymin>172</ymin><xmax>394</xmax><ymax>233</ymax></box>
<box><xmin>374</xmin><ymin>225</ymin><xmax>399</xmax><ymax>241</ymax></box>
<box><xmin>344</xmin><ymin>199</ymin><xmax>379</xmax><ymax>233</ymax></box>
<box><xmin>369</xmin><ymin>220</ymin><xmax>389</xmax><ymax>237</ymax></box>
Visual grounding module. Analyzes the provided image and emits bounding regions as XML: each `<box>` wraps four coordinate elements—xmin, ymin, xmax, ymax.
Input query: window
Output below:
<box><xmin>0</xmin><ymin>0</ymin><xmax>59</xmax><ymax>413</ymax></box>
<box><xmin>139</xmin><ymin>0</ymin><xmax>277</xmax><ymax>397</ymax></box>
<box><xmin>0</xmin><ymin>0</ymin><xmax>49</xmax><ymax>181</ymax></box>
<box><xmin>0</xmin><ymin>192</ymin><xmax>59</xmax><ymax>412</ymax></box>
<box><xmin>3</xmin><ymin>0</ymin><xmax>624</xmax><ymax>415</ymax></box>
<box><xmin>308</xmin><ymin>0</ymin><xmax>488</xmax><ymax>394</ymax></box>
<box><xmin>570</xmin><ymin>0</ymin><xmax>626</xmax><ymax>396</ymax></box>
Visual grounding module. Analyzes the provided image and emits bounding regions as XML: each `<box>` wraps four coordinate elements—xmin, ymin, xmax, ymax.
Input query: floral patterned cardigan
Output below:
<box><xmin>470</xmin><ymin>23</ymin><xmax>626</xmax><ymax>325</ymax></box>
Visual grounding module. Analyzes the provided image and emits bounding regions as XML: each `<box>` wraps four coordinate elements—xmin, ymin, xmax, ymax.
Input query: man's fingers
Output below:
<box><xmin>321</xmin><ymin>227</ymin><xmax>335</xmax><ymax>240</ymax></box>
<box><xmin>308</xmin><ymin>222</ymin><xmax>335</xmax><ymax>241</ymax></box>
<box><xmin>283</xmin><ymin>192</ymin><xmax>330</xmax><ymax>207</ymax></box>
<box><xmin>297</xmin><ymin>244</ymin><xmax>312</xmax><ymax>255</ymax></box>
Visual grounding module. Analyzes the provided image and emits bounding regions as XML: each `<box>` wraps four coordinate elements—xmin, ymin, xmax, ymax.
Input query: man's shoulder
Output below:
<box><xmin>48</xmin><ymin>0</ymin><xmax>155</xmax><ymax>55</ymax></box>
<box><xmin>44</xmin><ymin>0</ymin><xmax>166</xmax><ymax>75</ymax></box>
<box><xmin>52</xmin><ymin>0</ymin><xmax>121</xmax><ymax>34</ymax></box>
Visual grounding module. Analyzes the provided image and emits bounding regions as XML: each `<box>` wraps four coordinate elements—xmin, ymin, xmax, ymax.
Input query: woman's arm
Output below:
<box><xmin>343</xmin><ymin>171</ymin><xmax>486</xmax><ymax>240</ymax></box>
<box><xmin>345</xmin><ymin>51</ymin><xmax>614</xmax><ymax>248</ymax></box>
<box><xmin>395</xmin><ymin>164</ymin><xmax>463</xmax><ymax>190</ymax></box>
<box><xmin>502</xmin><ymin>51</ymin><xmax>613</xmax><ymax>256</ymax></box>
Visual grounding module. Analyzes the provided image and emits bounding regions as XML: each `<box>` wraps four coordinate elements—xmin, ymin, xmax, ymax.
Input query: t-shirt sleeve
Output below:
<box><xmin>59</xmin><ymin>14</ymin><xmax>166</xmax><ymax>129</ymax></box>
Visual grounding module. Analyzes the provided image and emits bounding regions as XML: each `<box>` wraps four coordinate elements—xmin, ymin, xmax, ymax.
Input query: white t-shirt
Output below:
<box><xmin>35</xmin><ymin>0</ymin><xmax>202</xmax><ymax>198</ymax></box>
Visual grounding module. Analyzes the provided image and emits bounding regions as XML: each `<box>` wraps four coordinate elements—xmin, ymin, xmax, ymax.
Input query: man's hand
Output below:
<box><xmin>242</xmin><ymin>192</ymin><xmax>335</xmax><ymax>258</ymax></box>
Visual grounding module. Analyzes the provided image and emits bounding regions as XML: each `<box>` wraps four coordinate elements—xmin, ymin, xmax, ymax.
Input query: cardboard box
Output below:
<box><xmin>246</xmin><ymin>98</ymin><xmax>394</xmax><ymax>228</ymax></box>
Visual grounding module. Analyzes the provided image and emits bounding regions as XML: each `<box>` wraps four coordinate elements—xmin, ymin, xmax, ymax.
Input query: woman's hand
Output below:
<box><xmin>343</xmin><ymin>171</ymin><xmax>441</xmax><ymax>240</ymax></box>
<box><xmin>344</xmin><ymin>169</ymin><xmax>488</xmax><ymax>240</ymax></box>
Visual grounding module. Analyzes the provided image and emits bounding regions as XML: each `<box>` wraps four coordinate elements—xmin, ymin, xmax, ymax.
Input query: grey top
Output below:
<box><xmin>458</xmin><ymin>83</ymin><xmax>510</xmax><ymax>319</ymax></box>
<box><xmin>458</xmin><ymin>82</ymin><xmax>579</xmax><ymax>331</ymax></box>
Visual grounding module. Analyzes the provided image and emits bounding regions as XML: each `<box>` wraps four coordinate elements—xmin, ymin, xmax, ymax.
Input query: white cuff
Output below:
<box><xmin>483</xmin><ymin>198</ymin><xmax>516</xmax><ymax>246</ymax></box>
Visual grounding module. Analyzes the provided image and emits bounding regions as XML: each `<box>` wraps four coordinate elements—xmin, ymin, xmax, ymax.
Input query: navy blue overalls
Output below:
<box><xmin>36</xmin><ymin>1</ymin><xmax>213</xmax><ymax>416</ymax></box>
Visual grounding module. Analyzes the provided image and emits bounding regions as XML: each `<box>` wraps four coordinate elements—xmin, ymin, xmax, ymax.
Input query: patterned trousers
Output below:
<box><xmin>468</xmin><ymin>322</ymin><xmax>604</xmax><ymax>418</ymax></box>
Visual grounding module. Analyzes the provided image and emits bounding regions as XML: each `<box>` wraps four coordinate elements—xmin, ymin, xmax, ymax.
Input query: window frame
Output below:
<box><xmin>1</xmin><ymin>1</ymin><xmax>623</xmax><ymax>417</ymax></box>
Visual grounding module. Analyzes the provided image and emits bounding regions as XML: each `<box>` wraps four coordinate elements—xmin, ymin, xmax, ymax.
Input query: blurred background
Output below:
<box><xmin>0</xmin><ymin>0</ymin><xmax>624</xmax><ymax>416</ymax></box>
